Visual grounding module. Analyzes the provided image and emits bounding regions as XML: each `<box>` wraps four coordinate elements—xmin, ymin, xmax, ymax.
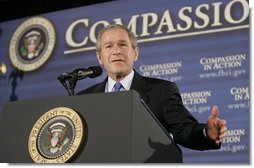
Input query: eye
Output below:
<box><xmin>120</xmin><ymin>43</ymin><xmax>127</xmax><ymax>46</ymax></box>
<box><xmin>105</xmin><ymin>45</ymin><xmax>111</xmax><ymax>49</ymax></box>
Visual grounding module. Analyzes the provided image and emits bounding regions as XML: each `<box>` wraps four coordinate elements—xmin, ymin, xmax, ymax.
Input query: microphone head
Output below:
<box><xmin>73</xmin><ymin>68</ymin><xmax>87</xmax><ymax>80</ymax></box>
<box><xmin>88</xmin><ymin>66</ymin><xmax>103</xmax><ymax>78</ymax></box>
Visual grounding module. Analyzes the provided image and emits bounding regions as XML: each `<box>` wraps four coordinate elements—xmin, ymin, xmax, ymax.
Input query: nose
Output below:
<box><xmin>112</xmin><ymin>44</ymin><xmax>121</xmax><ymax>55</ymax></box>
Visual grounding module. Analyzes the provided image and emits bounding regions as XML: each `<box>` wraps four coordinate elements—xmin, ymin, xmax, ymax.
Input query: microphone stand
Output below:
<box><xmin>58</xmin><ymin>78</ymin><xmax>71</xmax><ymax>96</ymax></box>
<box><xmin>58</xmin><ymin>74</ymin><xmax>77</xmax><ymax>96</ymax></box>
<box><xmin>68</xmin><ymin>74</ymin><xmax>78</xmax><ymax>96</ymax></box>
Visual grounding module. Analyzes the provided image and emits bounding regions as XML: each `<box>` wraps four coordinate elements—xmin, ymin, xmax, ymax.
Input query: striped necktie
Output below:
<box><xmin>113</xmin><ymin>82</ymin><xmax>123</xmax><ymax>92</ymax></box>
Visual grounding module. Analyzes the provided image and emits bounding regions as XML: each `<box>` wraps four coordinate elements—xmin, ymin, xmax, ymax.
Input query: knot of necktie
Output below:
<box><xmin>113</xmin><ymin>82</ymin><xmax>123</xmax><ymax>92</ymax></box>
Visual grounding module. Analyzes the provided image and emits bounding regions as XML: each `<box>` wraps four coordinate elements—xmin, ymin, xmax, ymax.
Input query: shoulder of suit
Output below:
<box><xmin>76</xmin><ymin>82</ymin><xmax>104</xmax><ymax>95</ymax></box>
<box><xmin>141</xmin><ymin>75</ymin><xmax>175</xmax><ymax>85</ymax></box>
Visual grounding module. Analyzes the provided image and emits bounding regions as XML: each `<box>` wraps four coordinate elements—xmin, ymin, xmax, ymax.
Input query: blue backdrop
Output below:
<box><xmin>0</xmin><ymin>0</ymin><xmax>249</xmax><ymax>163</ymax></box>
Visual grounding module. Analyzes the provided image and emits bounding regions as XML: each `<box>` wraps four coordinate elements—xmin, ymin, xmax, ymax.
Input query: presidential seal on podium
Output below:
<box><xmin>28</xmin><ymin>107</ymin><xmax>84</xmax><ymax>163</ymax></box>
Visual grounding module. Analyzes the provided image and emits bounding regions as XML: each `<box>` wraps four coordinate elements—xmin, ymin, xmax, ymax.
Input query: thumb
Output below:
<box><xmin>210</xmin><ymin>105</ymin><xmax>218</xmax><ymax>119</ymax></box>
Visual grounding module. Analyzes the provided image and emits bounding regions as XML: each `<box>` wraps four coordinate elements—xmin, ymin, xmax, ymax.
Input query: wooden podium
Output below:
<box><xmin>0</xmin><ymin>90</ymin><xmax>182</xmax><ymax>163</ymax></box>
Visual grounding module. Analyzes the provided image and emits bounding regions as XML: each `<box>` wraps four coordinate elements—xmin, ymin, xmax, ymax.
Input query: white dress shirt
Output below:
<box><xmin>105</xmin><ymin>70</ymin><xmax>134</xmax><ymax>92</ymax></box>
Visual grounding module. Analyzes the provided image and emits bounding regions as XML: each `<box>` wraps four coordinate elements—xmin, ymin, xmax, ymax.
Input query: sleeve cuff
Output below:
<box><xmin>203</xmin><ymin>126</ymin><xmax>208</xmax><ymax>138</ymax></box>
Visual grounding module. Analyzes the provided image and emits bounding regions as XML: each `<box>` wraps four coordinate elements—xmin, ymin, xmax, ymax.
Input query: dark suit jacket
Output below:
<box><xmin>77</xmin><ymin>70</ymin><xmax>220</xmax><ymax>151</ymax></box>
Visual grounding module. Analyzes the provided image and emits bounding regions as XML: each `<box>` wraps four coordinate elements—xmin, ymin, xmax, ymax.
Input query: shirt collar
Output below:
<box><xmin>106</xmin><ymin>70</ymin><xmax>134</xmax><ymax>92</ymax></box>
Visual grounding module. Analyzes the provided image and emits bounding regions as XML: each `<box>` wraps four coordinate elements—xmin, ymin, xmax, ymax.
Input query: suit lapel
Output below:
<box><xmin>93</xmin><ymin>77</ymin><xmax>107</xmax><ymax>93</ymax></box>
<box><xmin>130</xmin><ymin>71</ymin><xmax>150</xmax><ymax>104</ymax></box>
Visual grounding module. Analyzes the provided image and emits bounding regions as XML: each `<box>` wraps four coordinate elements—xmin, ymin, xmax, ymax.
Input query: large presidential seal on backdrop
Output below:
<box><xmin>9</xmin><ymin>16</ymin><xmax>56</xmax><ymax>72</ymax></box>
<box><xmin>28</xmin><ymin>107</ymin><xmax>84</xmax><ymax>163</ymax></box>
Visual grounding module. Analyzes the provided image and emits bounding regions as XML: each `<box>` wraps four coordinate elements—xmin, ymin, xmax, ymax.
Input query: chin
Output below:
<box><xmin>113</xmin><ymin>67</ymin><xmax>125</xmax><ymax>74</ymax></box>
<box><xmin>113</xmin><ymin>69</ymin><xmax>127</xmax><ymax>77</ymax></box>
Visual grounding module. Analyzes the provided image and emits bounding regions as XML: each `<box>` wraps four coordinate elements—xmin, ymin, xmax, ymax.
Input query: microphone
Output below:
<box><xmin>58</xmin><ymin>66</ymin><xmax>103</xmax><ymax>81</ymax></box>
<box><xmin>73</xmin><ymin>66</ymin><xmax>103</xmax><ymax>80</ymax></box>
<box><xmin>57</xmin><ymin>66</ymin><xmax>102</xmax><ymax>96</ymax></box>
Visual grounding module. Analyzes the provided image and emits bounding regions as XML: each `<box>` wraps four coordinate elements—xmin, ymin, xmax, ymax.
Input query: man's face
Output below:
<box><xmin>96</xmin><ymin>28</ymin><xmax>139</xmax><ymax>80</ymax></box>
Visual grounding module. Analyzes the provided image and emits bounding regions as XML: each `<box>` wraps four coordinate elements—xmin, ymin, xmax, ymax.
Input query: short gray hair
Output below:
<box><xmin>96</xmin><ymin>24</ymin><xmax>138</xmax><ymax>52</ymax></box>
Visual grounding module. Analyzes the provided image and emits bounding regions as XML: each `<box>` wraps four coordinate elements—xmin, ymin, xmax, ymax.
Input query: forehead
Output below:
<box><xmin>100</xmin><ymin>28</ymin><xmax>129</xmax><ymax>42</ymax></box>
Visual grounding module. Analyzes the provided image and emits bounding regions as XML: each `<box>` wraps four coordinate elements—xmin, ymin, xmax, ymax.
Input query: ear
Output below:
<box><xmin>96</xmin><ymin>52</ymin><xmax>103</xmax><ymax>65</ymax></box>
<box><xmin>133</xmin><ymin>47</ymin><xmax>139</xmax><ymax>62</ymax></box>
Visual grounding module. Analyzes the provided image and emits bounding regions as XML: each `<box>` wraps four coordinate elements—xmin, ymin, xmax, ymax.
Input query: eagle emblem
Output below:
<box><xmin>47</xmin><ymin>122</ymin><xmax>70</xmax><ymax>154</ymax></box>
<box><xmin>9</xmin><ymin>17</ymin><xmax>56</xmax><ymax>72</ymax></box>
<box><xmin>21</xmin><ymin>30</ymin><xmax>44</xmax><ymax>59</ymax></box>
<box><xmin>28</xmin><ymin>107</ymin><xmax>84</xmax><ymax>163</ymax></box>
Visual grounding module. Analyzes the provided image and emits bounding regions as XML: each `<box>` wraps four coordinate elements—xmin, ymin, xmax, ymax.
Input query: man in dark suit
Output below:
<box><xmin>78</xmin><ymin>24</ymin><xmax>227</xmax><ymax>151</ymax></box>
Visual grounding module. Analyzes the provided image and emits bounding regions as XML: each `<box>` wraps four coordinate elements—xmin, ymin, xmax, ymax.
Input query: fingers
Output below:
<box><xmin>215</xmin><ymin>132</ymin><xmax>226</xmax><ymax>144</ymax></box>
<box><xmin>217</xmin><ymin>119</ymin><xmax>227</xmax><ymax>127</ymax></box>
<box><xmin>207</xmin><ymin>105</ymin><xmax>228</xmax><ymax>144</ymax></box>
<box><xmin>219</xmin><ymin>126</ymin><xmax>227</xmax><ymax>138</ymax></box>
<box><xmin>210</xmin><ymin>105</ymin><xmax>218</xmax><ymax>119</ymax></box>
<box><xmin>215</xmin><ymin>121</ymin><xmax>227</xmax><ymax>144</ymax></box>
<box><xmin>215</xmin><ymin>139</ymin><xmax>223</xmax><ymax>144</ymax></box>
